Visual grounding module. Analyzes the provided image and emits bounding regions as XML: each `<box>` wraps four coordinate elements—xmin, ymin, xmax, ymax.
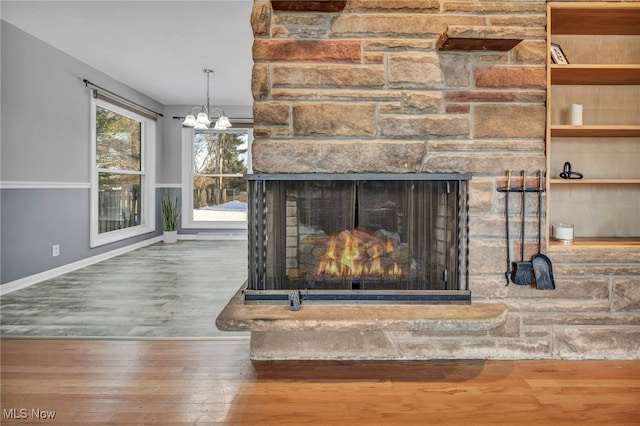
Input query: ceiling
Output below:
<box><xmin>1</xmin><ymin>0</ymin><xmax>254</xmax><ymax>108</ymax></box>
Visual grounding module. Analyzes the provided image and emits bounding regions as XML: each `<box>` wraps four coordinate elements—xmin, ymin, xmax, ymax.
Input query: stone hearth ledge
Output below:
<box><xmin>216</xmin><ymin>286</ymin><xmax>508</xmax><ymax>333</ymax></box>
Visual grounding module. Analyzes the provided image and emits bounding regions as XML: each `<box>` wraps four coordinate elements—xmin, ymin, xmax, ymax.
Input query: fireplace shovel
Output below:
<box><xmin>511</xmin><ymin>170</ymin><xmax>534</xmax><ymax>286</ymax></box>
<box><xmin>532</xmin><ymin>170</ymin><xmax>556</xmax><ymax>290</ymax></box>
<box><xmin>504</xmin><ymin>170</ymin><xmax>512</xmax><ymax>286</ymax></box>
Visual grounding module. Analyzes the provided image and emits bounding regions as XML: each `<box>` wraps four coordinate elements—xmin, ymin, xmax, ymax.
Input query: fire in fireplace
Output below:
<box><xmin>245</xmin><ymin>174</ymin><xmax>471</xmax><ymax>304</ymax></box>
<box><xmin>314</xmin><ymin>228</ymin><xmax>405</xmax><ymax>279</ymax></box>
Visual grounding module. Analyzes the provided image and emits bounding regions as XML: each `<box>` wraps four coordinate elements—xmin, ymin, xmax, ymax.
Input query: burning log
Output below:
<box><xmin>312</xmin><ymin>228</ymin><xmax>407</xmax><ymax>279</ymax></box>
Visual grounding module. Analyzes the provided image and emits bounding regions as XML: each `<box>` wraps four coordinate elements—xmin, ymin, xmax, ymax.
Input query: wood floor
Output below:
<box><xmin>2</xmin><ymin>241</ymin><xmax>639</xmax><ymax>424</ymax></box>
<box><xmin>1</xmin><ymin>241</ymin><xmax>248</xmax><ymax>339</ymax></box>
<box><xmin>2</xmin><ymin>339</ymin><xmax>639</xmax><ymax>425</ymax></box>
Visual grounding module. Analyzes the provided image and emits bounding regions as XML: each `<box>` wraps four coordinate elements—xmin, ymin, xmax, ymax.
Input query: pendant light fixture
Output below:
<box><xmin>182</xmin><ymin>69</ymin><xmax>232</xmax><ymax>130</ymax></box>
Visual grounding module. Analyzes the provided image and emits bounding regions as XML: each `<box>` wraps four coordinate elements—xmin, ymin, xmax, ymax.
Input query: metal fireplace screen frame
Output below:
<box><xmin>245</xmin><ymin>174</ymin><xmax>471</xmax><ymax>304</ymax></box>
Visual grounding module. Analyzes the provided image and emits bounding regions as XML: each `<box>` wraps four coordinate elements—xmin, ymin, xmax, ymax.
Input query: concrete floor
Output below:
<box><xmin>0</xmin><ymin>240</ymin><xmax>249</xmax><ymax>339</ymax></box>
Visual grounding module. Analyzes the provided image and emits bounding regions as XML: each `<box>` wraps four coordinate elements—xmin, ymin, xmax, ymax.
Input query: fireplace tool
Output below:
<box><xmin>532</xmin><ymin>170</ymin><xmax>556</xmax><ymax>290</ymax></box>
<box><xmin>511</xmin><ymin>170</ymin><xmax>534</xmax><ymax>286</ymax></box>
<box><xmin>504</xmin><ymin>170</ymin><xmax>512</xmax><ymax>286</ymax></box>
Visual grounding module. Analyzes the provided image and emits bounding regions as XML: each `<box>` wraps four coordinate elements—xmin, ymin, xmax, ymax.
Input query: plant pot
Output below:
<box><xmin>163</xmin><ymin>230</ymin><xmax>178</xmax><ymax>244</ymax></box>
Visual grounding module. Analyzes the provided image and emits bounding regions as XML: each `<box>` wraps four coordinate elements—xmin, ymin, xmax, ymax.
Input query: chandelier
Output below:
<box><xmin>182</xmin><ymin>69</ymin><xmax>232</xmax><ymax>130</ymax></box>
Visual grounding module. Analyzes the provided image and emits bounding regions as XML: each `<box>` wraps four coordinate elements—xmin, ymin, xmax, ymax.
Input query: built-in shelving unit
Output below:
<box><xmin>546</xmin><ymin>2</ymin><xmax>640</xmax><ymax>245</ymax></box>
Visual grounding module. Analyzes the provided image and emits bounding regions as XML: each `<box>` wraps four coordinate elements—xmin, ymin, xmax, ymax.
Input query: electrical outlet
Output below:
<box><xmin>52</xmin><ymin>244</ymin><xmax>60</xmax><ymax>257</ymax></box>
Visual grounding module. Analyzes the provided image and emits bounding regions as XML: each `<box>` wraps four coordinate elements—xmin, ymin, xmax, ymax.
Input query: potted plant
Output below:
<box><xmin>161</xmin><ymin>192</ymin><xmax>180</xmax><ymax>243</ymax></box>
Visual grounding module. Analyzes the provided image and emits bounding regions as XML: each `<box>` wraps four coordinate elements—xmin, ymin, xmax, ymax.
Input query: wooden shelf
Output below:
<box><xmin>438</xmin><ymin>38</ymin><xmax>522</xmax><ymax>51</ymax></box>
<box><xmin>550</xmin><ymin>178</ymin><xmax>640</xmax><ymax>185</ymax></box>
<box><xmin>437</xmin><ymin>26</ymin><xmax>523</xmax><ymax>52</ymax></box>
<box><xmin>550</xmin><ymin>237</ymin><xmax>640</xmax><ymax>247</ymax></box>
<box><xmin>550</xmin><ymin>5</ymin><xmax>640</xmax><ymax>35</ymax></box>
<box><xmin>550</xmin><ymin>125</ymin><xmax>640</xmax><ymax>137</ymax></box>
<box><xmin>271</xmin><ymin>0</ymin><xmax>347</xmax><ymax>13</ymax></box>
<box><xmin>551</xmin><ymin>65</ymin><xmax>640</xmax><ymax>85</ymax></box>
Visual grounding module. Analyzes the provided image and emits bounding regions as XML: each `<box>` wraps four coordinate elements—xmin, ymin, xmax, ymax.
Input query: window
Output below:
<box><xmin>90</xmin><ymin>94</ymin><xmax>156</xmax><ymax>247</ymax></box>
<box><xmin>181</xmin><ymin>127</ymin><xmax>252</xmax><ymax>229</ymax></box>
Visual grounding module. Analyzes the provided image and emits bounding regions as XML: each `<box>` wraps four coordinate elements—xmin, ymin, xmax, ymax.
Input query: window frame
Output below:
<box><xmin>90</xmin><ymin>94</ymin><xmax>156</xmax><ymax>247</ymax></box>
<box><xmin>181</xmin><ymin>126</ymin><xmax>252</xmax><ymax>230</ymax></box>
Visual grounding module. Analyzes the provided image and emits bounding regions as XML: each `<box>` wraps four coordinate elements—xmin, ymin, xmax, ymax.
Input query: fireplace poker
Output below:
<box><xmin>504</xmin><ymin>170</ymin><xmax>512</xmax><ymax>286</ymax></box>
<box><xmin>510</xmin><ymin>170</ymin><xmax>534</xmax><ymax>286</ymax></box>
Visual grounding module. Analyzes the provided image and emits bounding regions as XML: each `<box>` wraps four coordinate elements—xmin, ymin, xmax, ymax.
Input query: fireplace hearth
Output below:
<box><xmin>245</xmin><ymin>173</ymin><xmax>471</xmax><ymax>304</ymax></box>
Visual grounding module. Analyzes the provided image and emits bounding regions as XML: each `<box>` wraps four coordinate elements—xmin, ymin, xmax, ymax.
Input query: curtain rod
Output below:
<box><xmin>83</xmin><ymin>78</ymin><xmax>164</xmax><ymax>117</ymax></box>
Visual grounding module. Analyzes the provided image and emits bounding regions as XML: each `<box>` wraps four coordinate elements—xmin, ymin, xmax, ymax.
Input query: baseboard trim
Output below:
<box><xmin>0</xmin><ymin>237</ymin><xmax>163</xmax><ymax>295</ymax></box>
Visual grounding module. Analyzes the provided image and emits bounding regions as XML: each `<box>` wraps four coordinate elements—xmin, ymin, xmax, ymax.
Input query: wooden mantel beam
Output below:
<box><xmin>271</xmin><ymin>0</ymin><xmax>347</xmax><ymax>13</ymax></box>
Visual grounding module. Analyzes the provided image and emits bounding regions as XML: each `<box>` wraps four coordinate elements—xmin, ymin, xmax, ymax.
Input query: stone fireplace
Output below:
<box><xmin>216</xmin><ymin>0</ymin><xmax>639</xmax><ymax>361</ymax></box>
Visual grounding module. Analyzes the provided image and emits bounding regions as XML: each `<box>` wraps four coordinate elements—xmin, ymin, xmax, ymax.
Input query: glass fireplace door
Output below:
<box><xmin>247</xmin><ymin>174</ymin><xmax>470</xmax><ymax>299</ymax></box>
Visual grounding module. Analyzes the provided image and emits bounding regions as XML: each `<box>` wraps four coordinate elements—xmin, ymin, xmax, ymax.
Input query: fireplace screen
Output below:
<box><xmin>246</xmin><ymin>174</ymin><xmax>471</xmax><ymax>303</ymax></box>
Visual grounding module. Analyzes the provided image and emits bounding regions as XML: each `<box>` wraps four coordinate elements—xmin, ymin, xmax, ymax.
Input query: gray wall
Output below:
<box><xmin>1</xmin><ymin>21</ymin><xmax>165</xmax><ymax>284</ymax></box>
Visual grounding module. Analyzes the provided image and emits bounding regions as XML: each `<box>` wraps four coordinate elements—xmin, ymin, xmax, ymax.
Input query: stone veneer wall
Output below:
<box><xmin>249</xmin><ymin>0</ymin><xmax>639</xmax><ymax>359</ymax></box>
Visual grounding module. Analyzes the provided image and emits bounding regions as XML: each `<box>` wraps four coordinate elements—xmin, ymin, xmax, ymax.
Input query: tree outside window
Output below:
<box><xmin>188</xmin><ymin>129</ymin><xmax>250</xmax><ymax>224</ymax></box>
<box><xmin>96</xmin><ymin>106</ymin><xmax>142</xmax><ymax>233</ymax></box>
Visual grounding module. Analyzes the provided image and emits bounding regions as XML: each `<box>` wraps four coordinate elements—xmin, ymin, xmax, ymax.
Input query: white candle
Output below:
<box><xmin>552</xmin><ymin>223</ymin><xmax>574</xmax><ymax>241</ymax></box>
<box><xmin>571</xmin><ymin>104</ymin><xmax>583</xmax><ymax>125</ymax></box>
